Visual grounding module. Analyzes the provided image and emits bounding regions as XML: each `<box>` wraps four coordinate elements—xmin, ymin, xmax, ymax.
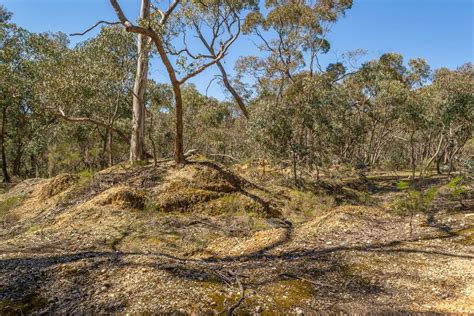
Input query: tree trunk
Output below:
<box><xmin>419</xmin><ymin>132</ymin><xmax>444</xmax><ymax>178</ymax></box>
<box><xmin>410</xmin><ymin>130</ymin><xmax>416</xmax><ymax>180</ymax></box>
<box><xmin>1</xmin><ymin>106</ymin><xmax>10</xmax><ymax>183</ymax></box>
<box><xmin>172</xmin><ymin>82</ymin><xmax>185</xmax><ymax>164</ymax></box>
<box><xmin>30</xmin><ymin>154</ymin><xmax>38</xmax><ymax>178</ymax></box>
<box><xmin>292</xmin><ymin>150</ymin><xmax>298</xmax><ymax>186</ymax></box>
<box><xmin>436</xmin><ymin>157</ymin><xmax>441</xmax><ymax>174</ymax></box>
<box><xmin>12</xmin><ymin>144</ymin><xmax>22</xmax><ymax>176</ymax></box>
<box><xmin>216</xmin><ymin>61</ymin><xmax>249</xmax><ymax>119</ymax></box>
<box><xmin>129</xmin><ymin>0</ymin><xmax>150</xmax><ymax>163</ymax></box>
<box><xmin>108</xmin><ymin>129</ymin><xmax>113</xmax><ymax>167</ymax></box>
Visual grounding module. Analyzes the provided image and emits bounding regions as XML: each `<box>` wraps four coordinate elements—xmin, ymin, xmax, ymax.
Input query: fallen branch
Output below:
<box><xmin>226</xmin><ymin>270</ymin><xmax>245</xmax><ymax>316</ymax></box>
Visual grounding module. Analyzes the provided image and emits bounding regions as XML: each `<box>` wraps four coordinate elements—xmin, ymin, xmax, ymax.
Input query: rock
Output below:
<box><xmin>255</xmin><ymin>305</ymin><xmax>262</xmax><ymax>313</ymax></box>
<box><xmin>295</xmin><ymin>307</ymin><xmax>304</xmax><ymax>315</ymax></box>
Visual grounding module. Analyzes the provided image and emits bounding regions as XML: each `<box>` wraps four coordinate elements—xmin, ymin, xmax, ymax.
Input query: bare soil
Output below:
<box><xmin>0</xmin><ymin>160</ymin><xmax>472</xmax><ymax>315</ymax></box>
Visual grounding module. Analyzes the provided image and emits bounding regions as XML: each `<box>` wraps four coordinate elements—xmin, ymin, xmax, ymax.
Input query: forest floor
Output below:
<box><xmin>0</xmin><ymin>158</ymin><xmax>473</xmax><ymax>315</ymax></box>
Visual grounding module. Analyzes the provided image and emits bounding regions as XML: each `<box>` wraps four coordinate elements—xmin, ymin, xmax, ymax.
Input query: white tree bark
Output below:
<box><xmin>130</xmin><ymin>0</ymin><xmax>150</xmax><ymax>162</ymax></box>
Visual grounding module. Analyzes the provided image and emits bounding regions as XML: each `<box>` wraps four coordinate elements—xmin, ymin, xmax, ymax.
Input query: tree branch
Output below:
<box><xmin>161</xmin><ymin>0</ymin><xmax>180</xmax><ymax>25</ymax></box>
<box><xmin>70</xmin><ymin>20</ymin><xmax>121</xmax><ymax>36</ymax></box>
<box><xmin>57</xmin><ymin>108</ymin><xmax>130</xmax><ymax>144</ymax></box>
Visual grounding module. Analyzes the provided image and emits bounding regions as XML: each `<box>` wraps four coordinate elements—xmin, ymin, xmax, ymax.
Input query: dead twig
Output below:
<box><xmin>226</xmin><ymin>270</ymin><xmax>245</xmax><ymax>316</ymax></box>
<box><xmin>215</xmin><ymin>270</ymin><xmax>246</xmax><ymax>316</ymax></box>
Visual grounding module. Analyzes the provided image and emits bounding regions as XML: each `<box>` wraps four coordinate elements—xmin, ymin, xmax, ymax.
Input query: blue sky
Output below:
<box><xmin>2</xmin><ymin>0</ymin><xmax>473</xmax><ymax>100</ymax></box>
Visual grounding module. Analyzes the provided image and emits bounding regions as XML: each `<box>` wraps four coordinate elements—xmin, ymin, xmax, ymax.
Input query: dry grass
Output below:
<box><xmin>0</xmin><ymin>162</ymin><xmax>472</xmax><ymax>314</ymax></box>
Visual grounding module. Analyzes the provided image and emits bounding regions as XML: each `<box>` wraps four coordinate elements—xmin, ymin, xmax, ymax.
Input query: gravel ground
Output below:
<box><xmin>0</xmin><ymin>166</ymin><xmax>473</xmax><ymax>315</ymax></box>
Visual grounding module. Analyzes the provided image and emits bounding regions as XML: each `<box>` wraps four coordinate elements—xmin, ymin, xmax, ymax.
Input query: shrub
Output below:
<box><xmin>392</xmin><ymin>180</ymin><xmax>437</xmax><ymax>236</ymax></box>
<box><xmin>446</xmin><ymin>176</ymin><xmax>467</xmax><ymax>208</ymax></box>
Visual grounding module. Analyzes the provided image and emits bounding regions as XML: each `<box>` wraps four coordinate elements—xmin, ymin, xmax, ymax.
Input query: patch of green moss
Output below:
<box><xmin>207</xmin><ymin>291</ymin><xmax>241</xmax><ymax>313</ymax></box>
<box><xmin>268</xmin><ymin>279</ymin><xmax>315</xmax><ymax>310</ymax></box>
<box><xmin>200</xmin><ymin>194</ymin><xmax>265</xmax><ymax>216</ymax></box>
<box><xmin>77</xmin><ymin>169</ymin><xmax>94</xmax><ymax>187</ymax></box>
<box><xmin>25</xmin><ymin>225</ymin><xmax>41</xmax><ymax>234</ymax></box>
<box><xmin>130</xmin><ymin>160</ymin><xmax>149</xmax><ymax>167</ymax></box>
<box><xmin>356</xmin><ymin>190</ymin><xmax>376</xmax><ymax>205</ymax></box>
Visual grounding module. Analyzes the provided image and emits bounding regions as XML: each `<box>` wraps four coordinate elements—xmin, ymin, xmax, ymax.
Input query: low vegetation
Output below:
<box><xmin>0</xmin><ymin>1</ymin><xmax>472</xmax><ymax>314</ymax></box>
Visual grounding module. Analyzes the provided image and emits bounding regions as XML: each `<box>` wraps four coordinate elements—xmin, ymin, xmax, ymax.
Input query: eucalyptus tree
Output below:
<box><xmin>240</xmin><ymin>0</ymin><xmax>352</xmax><ymax>97</ymax></box>
<box><xmin>1</xmin><ymin>11</ymin><xmax>74</xmax><ymax>179</ymax></box>
<box><xmin>0</xmin><ymin>12</ymin><xmax>56</xmax><ymax>180</ymax></box>
<box><xmin>108</xmin><ymin>0</ymin><xmax>256</xmax><ymax>163</ymax></box>
<box><xmin>249</xmin><ymin>72</ymin><xmax>337</xmax><ymax>185</ymax></box>
<box><xmin>0</xmin><ymin>4</ymin><xmax>12</xmax><ymax>23</ymax></box>
<box><xmin>0</xmin><ymin>8</ymin><xmax>18</xmax><ymax>181</ymax></box>
<box><xmin>147</xmin><ymin>81</ymin><xmax>247</xmax><ymax>161</ymax></box>
<box><xmin>36</xmin><ymin>26</ymin><xmax>136</xmax><ymax>169</ymax></box>
<box><xmin>130</xmin><ymin>0</ymin><xmax>150</xmax><ymax>162</ymax></box>
<box><xmin>431</xmin><ymin>64</ymin><xmax>474</xmax><ymax>174</ymax></box>
<box><xmin>344</xmin><ymin>54</ymin><xmax>432</xmax><ymax>168</ymax></box>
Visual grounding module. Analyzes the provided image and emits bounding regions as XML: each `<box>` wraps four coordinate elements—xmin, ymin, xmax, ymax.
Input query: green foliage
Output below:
<box><xmin>396</xmin><ymin>180</ymin><xmax>410</xmax><ymax>190</ymax></box>
<box><xmin>392</xmin><ymin>180</ymin><xmax>437</xmax><ymax>215</ymax></box>
<box><xmin>446</xmin><ymin>176</ymin><xmax>467</xmax><ymax>207</ymax></box>
<box><xmin>0</xmin><ymin>2</ymin><xmax>472</xmax><ymax>184</ymax></box>
<box><xmin>287</xmin><ymin>189</ymin><xmax>334</xmax><ymax>220</ymax></box>
<box><xmin>77</xmin><ymin>170</ymin><xmax>94</xmax><ymax>187</ymax></box>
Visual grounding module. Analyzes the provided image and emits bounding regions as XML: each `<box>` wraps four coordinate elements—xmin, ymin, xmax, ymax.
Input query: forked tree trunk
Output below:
<box><xmin>130</xmin><ymin>0</ymin><xmax>150</xmax><ymax>163</ymax></box>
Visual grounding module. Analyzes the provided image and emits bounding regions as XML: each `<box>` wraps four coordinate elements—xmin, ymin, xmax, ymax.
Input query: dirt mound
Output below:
<box><xmin>41</xmin><ymin>174</ymin><xmax>79</xmax><ymax>198</ymax></box>
<box><xmin>0</xmin><ymin>161</ymin><xmax>278</xmax><ymax>244</ymax></box>
<box><xmin>295</xmin><ymin>205</ymin><xmax>398</xmax><ymax>245</ymax></box>
<box><xmin>205</xmin><ymin>227</ymin><xmax>289</xmax><ymax>258</ymax></box>
<box><xmin>99</xmin><ymin>186</ymin><xmax>146</xmax><ymax>210</ymax></box>
<box><xmin>146</xmin><ymin>162</ymin><xmax>276</xmax><ymax>216</ymax></box>
<box><xmin>2</xmin><ymin>178</ymin><xmax>46</xmax><ymax>198</ymax></box>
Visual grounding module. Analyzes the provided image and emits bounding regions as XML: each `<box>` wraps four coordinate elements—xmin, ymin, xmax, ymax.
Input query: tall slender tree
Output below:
<box><xmin>109</xmin><ymin>0</ymin><xmax>254</xmax><ymax>163</ymax></box>
<box><xmin>130</xmin><ymin>0</ymin><xmax>150</xmax><ymax>162</ymax></box>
